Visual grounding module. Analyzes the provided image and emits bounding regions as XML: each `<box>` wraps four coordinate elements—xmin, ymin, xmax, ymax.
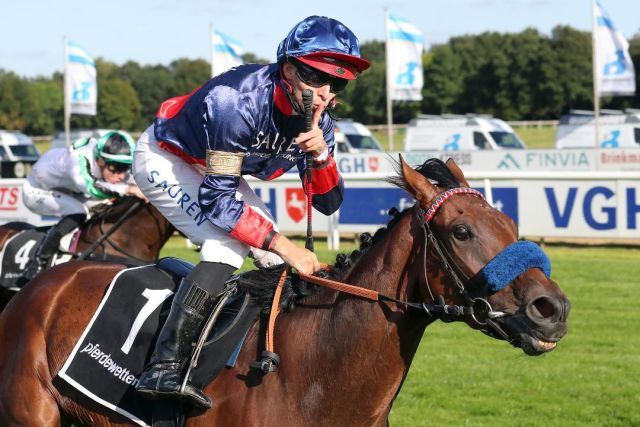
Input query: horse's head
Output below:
<box><xmin>399</xmin><ymin>156</ymin><xmax>570</xmax><ymax>356</ymax></box>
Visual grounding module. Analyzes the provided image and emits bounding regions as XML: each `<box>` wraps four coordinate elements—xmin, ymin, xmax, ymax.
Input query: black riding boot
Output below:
<box><xmin>136</xmin><ymin>262</ymin><xmax>235</xmax><ymax>410</ymax></box>
<box><xmin>23</xmin><ymin>213</ymin><xmax>86</xmax><ymax>281</ymax></box>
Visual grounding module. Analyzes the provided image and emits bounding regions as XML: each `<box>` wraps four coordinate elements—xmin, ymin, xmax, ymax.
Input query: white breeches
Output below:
<box><xmin>22</xmin><ymin>179</ymin><xmax>89</xmax><ymax>217</ymax></box>
<box><xmin>132</xmin><ymin>126</ymin><xmax>283</xmax><ymax>269</ymax></box>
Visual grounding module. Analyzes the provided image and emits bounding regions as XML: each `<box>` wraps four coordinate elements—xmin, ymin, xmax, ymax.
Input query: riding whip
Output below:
<box><xmin>249</xmin><ymin>90</ymin><xmax>315</xmax><ymax>375</ymax></box>
<box><xmin>302</xmin><ymin>89</ymin><xmax>314</xmax><ymax>251</ymax></box>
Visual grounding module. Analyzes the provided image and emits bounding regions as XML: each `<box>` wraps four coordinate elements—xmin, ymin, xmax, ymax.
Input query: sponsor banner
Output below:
<box><xmin>0</xmin><ymin>180</ymin><xmax>56</xmax><ymax>226</ymax></box>
<box><xmin>2</xmin><ymin>175</ymin><xmax>638</xmax><ymax>240</ymax></box>
<box><xmin>348</xmin><ymin>149</ymin><xmax>640</xmax><ymax>173</ymax></box>
<box><xmin>597</xmin><ymin>149</ymin><xmax>640</xmax><ymax>170</ymax></box>
<box><xmin>246</xmin><ymin>175</ymin><xmax>640</xmax><ymax>239</ymax></box>
<box><xmin>518</xmin><ymin>179</ymin><xmax>640</xmax><ymax>239</ymax></box>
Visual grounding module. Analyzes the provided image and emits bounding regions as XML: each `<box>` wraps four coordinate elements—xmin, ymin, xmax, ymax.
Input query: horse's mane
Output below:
<box><xmin>238</xmin><ymin>157</ymin><xmax>460</xmax><ymax>312</ymax></box>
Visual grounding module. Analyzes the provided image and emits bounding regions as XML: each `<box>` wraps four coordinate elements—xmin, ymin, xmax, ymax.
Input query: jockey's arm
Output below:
<box><xmin>295</xmin><ymin>109</ymin><xmax>344</xmax><ymax>215</ymax></box>
<box><xmin>71</xmin><ymin>155</ymin><xmax>127</xmax><ymax>199</ymax></box>
<box><xmin>125</xmin><ymin>184</ymin><xmax>149</xmax><ymax>202</ymax></box>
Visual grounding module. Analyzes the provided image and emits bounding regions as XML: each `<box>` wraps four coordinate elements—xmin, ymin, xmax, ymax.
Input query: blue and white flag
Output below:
<box><xmin>211</xmin><ymin>29</ymin><xmax>244</xmax><ymax>77</ymax></box>
<box><xmin>386</xmin><ymin>13</ymin><xmax>424</xmax><ymax>101</ymax></box>
<box><xmin>65</xmin><ymin>40</ymin><xmax>97</xmax><ymax>115</ymax></box>
<box><xmin>593</xmin><ymin>0</ymin><xmax>636</xmax><ymax>96</ymax></box>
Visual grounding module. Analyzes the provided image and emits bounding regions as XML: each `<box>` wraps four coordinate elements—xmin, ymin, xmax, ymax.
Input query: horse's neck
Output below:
<box><xmin>281</xmin><ymin>212</ymin><xmax>429</xmax><ymax>420</ymax></box>
<box><xmin>78</xmin><ymin>203</ymin><xmax>172</xmax><ymax>259</ymax></box>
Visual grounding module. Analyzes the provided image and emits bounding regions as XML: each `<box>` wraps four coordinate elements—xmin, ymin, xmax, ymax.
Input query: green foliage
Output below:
<box><xmin>3</xmin><ymin>24</ymin><xmax>640</xmax><ymax>134</ymax></box>
<box><xmin>97</xmin><ymin>79</ymin><xmax>141</xmax><ymax>129</ymax></box>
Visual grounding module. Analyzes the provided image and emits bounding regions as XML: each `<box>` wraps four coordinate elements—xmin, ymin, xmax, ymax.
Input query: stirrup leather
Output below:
<box><xmin>180</xmin><ymin>284</ymin><xmax>238</xmax><ymax>395</ymax></box>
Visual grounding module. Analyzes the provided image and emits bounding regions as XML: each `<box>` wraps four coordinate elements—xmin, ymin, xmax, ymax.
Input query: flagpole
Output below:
<box><xmin>209</xmin><ymin>23</ymin><xmax>214</xmax><ymax>78</ymax></box>
<box><xmin>63</xmin><ymin>36</ymin><xmax>71</xmax><ymax>147</ymax></box>
<box><xmin>591</xmin><ymin>0</ymin><xmax>601</xmax><ymax>148</ymax></box>
<box><xmin>384</xmin><ymin>8</ymin><xmax>394</xmax><ymax>151</ymax></box>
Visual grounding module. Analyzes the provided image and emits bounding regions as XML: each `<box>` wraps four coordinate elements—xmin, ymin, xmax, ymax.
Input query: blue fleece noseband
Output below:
<box><xmin>478</xmin><ymin>241</ymin><xmax>551</xmax><ymax>292</ymax></box>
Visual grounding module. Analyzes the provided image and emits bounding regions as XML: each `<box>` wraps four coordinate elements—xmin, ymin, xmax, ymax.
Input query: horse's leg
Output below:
<box><xmin>0</xmin><ymin>297</ymin><xmax>61</xmax><ymax>426</ymax></box>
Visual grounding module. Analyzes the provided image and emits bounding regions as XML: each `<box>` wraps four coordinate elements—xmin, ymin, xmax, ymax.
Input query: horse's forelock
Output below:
<box><xmin>386</xmin><ymin>157</ymin><xmax>459</xmax><ymax>195</ymax></box>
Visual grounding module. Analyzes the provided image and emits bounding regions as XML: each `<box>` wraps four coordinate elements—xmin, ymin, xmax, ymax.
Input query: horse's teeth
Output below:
<box><xmin>537</xmin><ymin>340</ymin><xmax>556</xmax><ymax>350</ymax></box>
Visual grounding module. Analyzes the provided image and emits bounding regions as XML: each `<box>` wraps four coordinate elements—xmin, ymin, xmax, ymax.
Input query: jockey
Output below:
<box><xmin>22</xmin><ymin>131</ymin><xmax>146</xmax><ymax>280</ymax></box>
<box><xmin>133</xmin><ymin>16</ymin><xmax>369</xmax><ymax>409</ymax></box>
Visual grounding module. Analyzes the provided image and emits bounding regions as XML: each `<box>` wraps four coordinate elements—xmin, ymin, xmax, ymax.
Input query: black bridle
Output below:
<box><xmin>74</xmin><ymin>199</ymin><xmax>159</xmax><ymax>264</ymax></box>
<box><xmin>411</xmin><ymin>202</ymin><xmax>513</xmax><ymax>341</ymax></box>
<box><xmin>372</xmin><ymin>188</ymin><xmax>515</xmax><ymax>342</ymax></box>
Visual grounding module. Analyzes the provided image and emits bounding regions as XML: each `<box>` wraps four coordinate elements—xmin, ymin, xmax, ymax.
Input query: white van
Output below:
<box><xmin>334</xmin><ymin>119</ymin><xmax>383</xmax><ymax>153</ymax></box>
<box><xmin>0</xmin><ymin>130</ymin><xmax>40</xmax><ymax>161</ymax></box>
<box><xmin>556</xmin><ymin>110</ymin><xmax>640</xmax><ymax>149</ymax></box>
<box><xmin>403</xmin><ymin>115</ymin><xmax>526</xmax><ymax>151</ymax></box>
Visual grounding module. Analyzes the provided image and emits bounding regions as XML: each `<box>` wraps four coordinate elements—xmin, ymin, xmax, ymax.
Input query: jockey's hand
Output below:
<box><xmin>293</xmin><ymin>103</ymin><xmax>327</xmax><ymax>159</ymax></box>
<box><xmin>270</xmin><ymin>234</ymin><xmax>320</xmax><ymax>276</ymax></box>
<box><xmin>126</xmin><ymin>185</ymin><xmax>149</xmax><ymax>203</ymax></box>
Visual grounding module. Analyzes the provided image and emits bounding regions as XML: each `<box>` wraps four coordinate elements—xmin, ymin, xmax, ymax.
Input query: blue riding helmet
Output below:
<box><xmin>95</xmin><ymin>131</ymin><xmax>135</xmax><ymax>165</ymax></box>
<box><xmin>277</xmin><ymin>16</ymin><xmax>370</xmax><ymax>80</ymax></box>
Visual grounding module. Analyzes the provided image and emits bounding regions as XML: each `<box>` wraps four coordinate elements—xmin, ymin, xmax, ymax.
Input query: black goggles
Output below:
<box><xmin>293</xmin><ymin>59</ymin><xmax>349</xmax><ymax>93</ymax></box>
<box><xmin>105</xmin><ymin>162</ymin><xmax>130</xmax><ymax>174</ymax></box>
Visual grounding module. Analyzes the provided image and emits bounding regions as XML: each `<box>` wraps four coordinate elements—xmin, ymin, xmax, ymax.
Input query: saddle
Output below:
<box><xmin>0</xmin><ymin>225</ymin><xmax>77</xmax><ymax>290</ymax></box>
<box><xmin>58</xmin><ymin>258</ymin><xmax>261</xmax><ymax>427</ymax></box>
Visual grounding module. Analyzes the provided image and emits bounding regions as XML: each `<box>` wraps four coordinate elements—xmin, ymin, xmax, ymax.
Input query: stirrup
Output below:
<box><xmin>180</xmin><ymin>285</ymin><xmax>237</xmax><ymax>394</ymax></box>
<box><xmin>250</xmin><ymin>351</ymin><xmax>280</xmax><ymax>373</ymax></box>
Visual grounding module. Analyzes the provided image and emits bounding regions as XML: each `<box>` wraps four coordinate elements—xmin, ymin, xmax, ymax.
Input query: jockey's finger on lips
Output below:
<box><xmin>312</xmin><ymin>103</ymin><xmax>325</xmax><ymax>128</ymax></box>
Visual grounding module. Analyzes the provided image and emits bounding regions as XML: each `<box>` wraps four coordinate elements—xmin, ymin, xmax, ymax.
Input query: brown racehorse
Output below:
<box><xmin>0</xmin><ymin>158</ymin><xmax>570</xmax><ymax>426</ymax></box>
<box><xmin>0</xmin><ymin>196</ymin><xmax>175</xmax><ymax>309</ymax></box>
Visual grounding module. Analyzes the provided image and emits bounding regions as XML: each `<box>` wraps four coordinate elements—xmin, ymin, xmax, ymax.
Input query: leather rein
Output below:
<box><xmin>253</xmin><ymin>187</ymin><xmax>514</xmax><ymax>373</ymax></box>
<box><xmin>299</xmin><ymin>187</ymin><xmax>513</xmax><ymax>340</ymax></box>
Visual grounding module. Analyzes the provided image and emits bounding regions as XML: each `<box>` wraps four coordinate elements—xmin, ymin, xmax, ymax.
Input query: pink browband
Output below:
<box><xmin>422</xmin><ymin>187</ymin><xmax>485</xmax><ymax>222</ymax></box>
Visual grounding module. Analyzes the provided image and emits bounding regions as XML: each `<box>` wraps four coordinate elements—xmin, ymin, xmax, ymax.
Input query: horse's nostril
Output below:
<box><xmin>528</xmin><ymin>296</ymin><xmax>558</xmax><ymax>320</ymax></box>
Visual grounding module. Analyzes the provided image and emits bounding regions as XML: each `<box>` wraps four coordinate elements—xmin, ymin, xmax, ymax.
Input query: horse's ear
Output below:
<box><xmin>399</xmin><ymin>155</ymin><xmax>438</xmax><ymax>204</ymax></box>
<box><xmin>445</xmin><ymin>158</ymin><xmax>470</xmax><ymax>188</ymax></box>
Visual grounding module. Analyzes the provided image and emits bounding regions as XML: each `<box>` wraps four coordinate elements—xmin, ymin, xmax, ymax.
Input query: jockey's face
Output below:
<box><xmin>98</xmin><ymin>159</ymin><xmax>129</xmax><ymax>184</ymax></box>
<box><xmin>282</xmin><ymin>61</ymin><xmax>339</xmax><ymax>114</ymax></box>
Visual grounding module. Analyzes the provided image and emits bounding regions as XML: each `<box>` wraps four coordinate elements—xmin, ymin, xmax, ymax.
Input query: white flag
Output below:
<box><xmin>593</xmin><ymin>0</ymin><xmax>636</xmax><ymax>96</ymax></box>
<box><xmin>386</xmin><ymin>13</ymin><xmax>424</xmax><ymax>101</ymax></box>
<box><xmin>65</xmin><ymin>40</ymin><xmax>97</xmax><ymax>115</ymax></box>
<box><xmin>211</xmin><ymin>29</ymin><xmax>244</xmax><ymax>77</ymax></box>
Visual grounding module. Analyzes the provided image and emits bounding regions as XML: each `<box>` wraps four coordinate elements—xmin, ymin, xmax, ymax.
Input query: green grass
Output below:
<box><xmin>158</xmin><ymin>239</ymin><xmax>639</xmax><ymax>426</ymax></box>
<box><xmin>389</xmin><ymin>245</ymin><xmax>640</xmax><ymax>426</ymax></box>
<box><xmin>513</xmin><ymin>125</ymin><xmax>556</xmax><ymax>149</ymax></box>
<box><xmin>372</xmin><ymin>128</ymin><xmax>407</xmax><ymax>151</ymax></box>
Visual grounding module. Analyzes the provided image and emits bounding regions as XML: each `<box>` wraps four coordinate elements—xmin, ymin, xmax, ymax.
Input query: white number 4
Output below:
<box><xmin>15</xmin><ymin>240</ymin><xmax>37</xmax><ymax>270</ymax></box>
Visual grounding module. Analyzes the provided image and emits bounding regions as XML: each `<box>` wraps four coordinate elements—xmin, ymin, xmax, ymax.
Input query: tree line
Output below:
<box><xmin>1</xmin><ymin>25</ymin><xmax>639</xmax><ymax>136</ymax></box>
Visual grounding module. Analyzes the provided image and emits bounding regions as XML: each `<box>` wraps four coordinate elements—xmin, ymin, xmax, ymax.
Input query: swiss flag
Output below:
<box><xmin>368</xmin><ymin>156</ymin><xmax>379</xmax><ymax>172</ymax></box>
<box><xmin>286</xmin><ymin>188</ymin><xmax>307</xmax><ymax>223</ymax></box>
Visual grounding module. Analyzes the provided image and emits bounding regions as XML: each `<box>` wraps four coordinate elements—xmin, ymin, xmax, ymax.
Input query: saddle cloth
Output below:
<box><xmin>58</xmin><ymin>258</ymin><xmax>259</xmax><ymax>427</ymax></box>
<box><xmin>0</xmin><ymin>227</ymin><xmax>75</xmax><ymax>290</ymax></box>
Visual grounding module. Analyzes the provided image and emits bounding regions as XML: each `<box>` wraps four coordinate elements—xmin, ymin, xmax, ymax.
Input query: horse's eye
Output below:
<box><xmin>452</xmin><ymin>224</ymin><xmax>471</xmax><ymax>241</ymax></box>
